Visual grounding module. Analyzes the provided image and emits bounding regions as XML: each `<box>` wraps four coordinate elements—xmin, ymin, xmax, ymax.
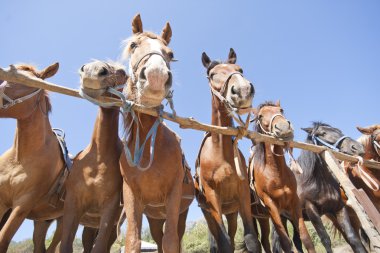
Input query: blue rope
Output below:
<box><xmin>311</xmin><ymin>134</ymin><xmax>348</xmax><ymax>151</ymax></box>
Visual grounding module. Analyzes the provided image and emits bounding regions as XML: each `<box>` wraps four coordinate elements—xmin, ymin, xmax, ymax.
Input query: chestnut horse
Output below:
<box><xmin>119</xmin><ymin>14</ymin><xmax>194</xmax><ymax>253</ymax></box>
<box><xmin>0</xmin><ymin>63</ymin><xmax>68</xmax><ymax>252</ymax></box>
<box><xmin>59</xmin><ymin>60</ymin><xmax>127</xmax><ymax>253</ymax></box>
<box><xmin>195</xmin><ymin>49</ymin><xmax>261</xmax><ymax>253</ymax></box>
<box><xmin>345</xmin><ymin>125</ymin><xmax>380</xmax><ymax>211</ymax></box>
<box><xmin>251</xmin><ymin>101</ymin><xmax>315</xmax><ymax>253</ymax></box>
<box><xmin>343</xmin><ymin>124</ymin><xmax>380</xmax><ymax>249</ymax></box>
<box><xmin>272</xmin><ymin>122</ymin><xmax>367</xmax><ymax>253</ymax></box>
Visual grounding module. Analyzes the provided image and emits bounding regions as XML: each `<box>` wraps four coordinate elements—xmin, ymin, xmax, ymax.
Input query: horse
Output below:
<box><xmin>251</xmin><ymin>101</ymin><xmax>315</xmax><ymax>253</ymax></box>
<box><xmin>342</xmin><ymin>124</ymin><xmax>380</xmax><ymax>249</ymax></box>
<box><xmin>59</xmin><ymin>60</ymin><xmax>127</xmax><ymax>253</ymax></box>
<box><xmin>194</xmin><ymin>48</ymin><xmax>261</xmax><ymax>253</ymax></box>
<box><xmin>0</xmin><ymin>63</ymin><xmax>68</xmax><ymax>252</ymax></box>
<box><xmin>272</xmin><ymin>122</ymin><xmax>367</xmax><ymax>253</ymax></box>
<box><xmin>119</xmin><ymin>14</ymin><xmax>194</xmax><ymax>253</ymax></box>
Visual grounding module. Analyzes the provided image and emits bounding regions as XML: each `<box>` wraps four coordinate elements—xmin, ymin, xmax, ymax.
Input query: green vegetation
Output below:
<box><xmin>7</xmin><ymin>218</ymin><xmax>351</xmax><ymax>253</ymax></box>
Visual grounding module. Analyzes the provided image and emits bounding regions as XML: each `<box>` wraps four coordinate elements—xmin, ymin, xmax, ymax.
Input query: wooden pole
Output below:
<box><xmin>1</xmin><ymin>65</ymin><xmax>380</xmax><ymax>171</ymax></box>
<box><xmin>322</xmin><ymin>150</ymin><xmax>380</xmax><ymax>252</ymax></box>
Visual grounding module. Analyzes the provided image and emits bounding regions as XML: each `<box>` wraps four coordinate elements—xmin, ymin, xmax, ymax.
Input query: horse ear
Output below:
<box><xmin>202</xmin><ymin>52</ymin><xmax>211</xmax><ymax>68</ymax></box>
<box><xmin>227</xmin><ymin>48</ymin><xmax>237</xmax><ymax>64</ymax></box>
<box><xmin>357</xmin><ymin>126</ymin><xmax>376</xmax><ymax>135</ymax></box>
<box><xmin>39</xmin><ymin>62</ymin><xmax>59</xmax><ymax>80</ymax></box>
<box><xmin>161</xmin><ymin>22</ymin><xmax>172</xmax><ymax>45</ymax></box>
<box><xmin>115</xmin><ymin>69</ymin><xmax>128</xmax><ymax>85</ymax></box>
<box><xmin>275</xmin><ymin>100</ymin><xmax>281</xmax><ymax>107</ymax></box>
<box><xmin>301</xmin><ymin>127</ymin><xmax>313</xmax><ymax>134</ymax></box>
<box><xmin>132</xmin><ymin>13</ymin><xmax>143</xmax><ymax>34</ymax></box>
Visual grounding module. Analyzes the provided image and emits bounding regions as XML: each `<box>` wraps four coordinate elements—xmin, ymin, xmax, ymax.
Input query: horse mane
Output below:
<box><xmin>297</xmin><ymin>121</ymin><xmax>341</xmax><ymax>189</ymax></box>
<box><xmin>15</xmin><ymin>64</ymin><xmax>52</xmax><ymax>113</ymax></box>
<box><xmin>252</xmin><ymin>101</ymin><xmax>280</xmax><ymax>167</ymax></box>
<box><xmin>121</xmin><ymin>32</ymin><xmax>168</xmax><ymax>61</ymax></box>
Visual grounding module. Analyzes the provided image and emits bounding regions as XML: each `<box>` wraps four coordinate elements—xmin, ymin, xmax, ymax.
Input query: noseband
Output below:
<box><xmin>311</xmin><ymin>132</ymin><xmax>349</xmax><ymax>151</ymax></box>
<box><xmin>131</xmin><ymin>51</ymin><xmax>170</xmax><ymax>81</ymax></box>
<box><xmin>0</xmin><ymin>81</ymin><xmax>41</xmax><ymax>109</ymax></box>
<box><xmin>257</xmin><ymin>113</ymin><xmax>289</xmax><ymax>137</ymax></box>
<box><xmin>208</xmin><ymin>72</ymin><xmax>245</xmax><ymax>113</ymax></box>
<box><xmin>372</xmin><ymin>135</ymin><xmax>380</xmax><ymax>157</ymax></box>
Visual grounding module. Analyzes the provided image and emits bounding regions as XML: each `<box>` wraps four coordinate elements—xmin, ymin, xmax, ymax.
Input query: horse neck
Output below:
<box><xmin>125</xmin><ymin>110</ymin><xmax>158</xmax><ymax>148</ymax></box>
<box><xmin>89</xmin><ymin>107</ymin><xmax>120</xmax><ymax>153</ymax></box>
<box><xmin>210</xmin><ymin>97</ymin><xmax>233</xmax><ymax>152</ymax></box>
<box><xmin>13</xmin><ymin>103</ymin><xmax>53</xmax><ymax>161</ymax></box>
<box><xmin>255</xmin><ymin>141</ymin><xmax>287</xmax><ymax>174</ymax></box>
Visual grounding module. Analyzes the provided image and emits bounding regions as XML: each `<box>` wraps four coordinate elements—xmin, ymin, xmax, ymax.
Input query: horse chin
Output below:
<box><xmin>139</xmin><ymin>94</ymin><xmax>165</xmax><ymax>108</ymax></box>
<box><xmin>80</xmin><ymin>87</ymin><xmax>106</xmax><ymax>98</ymax></box>
<box><xmin>278</xmin><ymin>133</ymin><xmax>294</xmax><ymax>142</ymax></box>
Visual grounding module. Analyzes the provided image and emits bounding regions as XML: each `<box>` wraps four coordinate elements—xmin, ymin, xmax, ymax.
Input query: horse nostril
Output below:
<box><xmin>351</xmin><ymin>145</ymin><xmax>358</xmax><ymax>151</ymax></box>
<box><xmin>231</xmin><ymin>85</ymin><xmax>237</xmax><ymax>95</ymax></box>
<box><xmin>139</xmin><ymin>67</ymin><xmax>147</xmax><ymax>81</ymax></box>
<box><xmin>80</xmin><ymin>65</ymin><xmax>85</xmax><ymax>72</ymax></box>
<box><xmin>165</xmin><ymin>71</ymin><xmax>173</xmax><ymax>87</ymax></box>
<box><xmin>250</xmin><ymin>83</ymin><xmax>254</xmax><ymax>95</ymax></box>
<box><xmin>98</xmin><ymin>67</ymin><xmax>108</xmax><ymax>76</ymax></box>
<box><xmin>274</xmin><ymin>125</ymin><xmax>281</xmax><ymax>131</ymax></box>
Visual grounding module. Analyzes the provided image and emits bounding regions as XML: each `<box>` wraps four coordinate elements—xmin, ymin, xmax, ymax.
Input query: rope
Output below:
<box><xmin>233</xmin><ymin>114</ymin><xmax>251</xmax><ymax>180</ymax></box>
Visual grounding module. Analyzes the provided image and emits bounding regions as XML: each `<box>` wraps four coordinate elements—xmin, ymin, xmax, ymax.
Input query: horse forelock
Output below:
<box><xmin>121</xmin><ymin>32</ymin><xmax>168</xmax><ymax>62</ymax></box>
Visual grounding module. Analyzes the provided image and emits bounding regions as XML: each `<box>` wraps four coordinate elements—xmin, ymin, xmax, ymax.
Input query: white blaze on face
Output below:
<box><xmin>144</xmin><ymin>39</ymin><xmax>170</xmax><ymax>91</ymax></box>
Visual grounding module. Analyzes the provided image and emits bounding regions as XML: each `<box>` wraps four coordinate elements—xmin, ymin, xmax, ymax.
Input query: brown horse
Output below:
<box><xmin>345</xmin><ymin>125</ymin><xmax>380</xmax><ymax>211</ymax></box>
<box><xmin>119</xmin><ymin>14</ymin><xmax>194</xmax><ymax>253</ymax></box>
<box><xmin>343</xmin><ymin>124</ymin><xmax>380</xmax><ymax>249</ymax></box>
<box><xmin>195</xmin><ymin>49</ymin><xmax>261</xmax><ymax>253</ymax></box>
<box><xmin>59</xmin><ymin>60</ymin><xmax>127</xmax><ymax>253</ymax></box>
<box><xmin>0</xmin><ymin>63</ymin><xmax>66</xmax><ymax>252</ymax></box>
<box><xmin>251</xmin><ymin>101</ymin><xmax>315</xmax><ymax>253</ymax></box>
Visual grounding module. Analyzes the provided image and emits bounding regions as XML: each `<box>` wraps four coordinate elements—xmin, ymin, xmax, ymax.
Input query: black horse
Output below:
<box><xmin>272</xmin><ymin>122</ymin><xmax>367</xmax><ymax>253</ymax></box>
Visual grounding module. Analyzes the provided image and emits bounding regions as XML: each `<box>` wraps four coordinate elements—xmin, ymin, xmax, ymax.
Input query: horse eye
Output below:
<box><xmin>168</xmin><ymin>52</ymin><xmax>174</xmax><ymax>59</ymax></box>
<box><xmin>238</xmin><ymin>68</ymin><xmax>243</xmax><ymax>74</ymax></box>
<box><xmin>209</xmin><ymin>73</ymin><xmax>215</xmax><ymax>79</ymax></box>
<box><xmin>130</xmin><ymin>42</ymin><xmax>137</xmax><ymax>49</ymax></box>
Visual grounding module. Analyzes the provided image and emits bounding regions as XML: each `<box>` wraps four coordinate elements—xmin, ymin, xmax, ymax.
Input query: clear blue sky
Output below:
<box><xmin>1</xmin><ymin>0</ymin><xmax>379</xmax><ymax>242</ymax></box>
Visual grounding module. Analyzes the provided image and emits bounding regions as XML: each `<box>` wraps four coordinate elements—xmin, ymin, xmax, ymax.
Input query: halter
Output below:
<box><xmin>0</xmin><ymin>80</ymin><xmax>41</xmax><ymax>109</ymax></box>
<box><xmin>311</xmin><ymin>134</ymin><xmax>348</xmax><ymax>151</ymax></box>
<box><xmin>208</xmin><ymin>72</ymin><xmax>245</xmax><ymax>114</ymax></box>
<box><xmin>256</xmin><ymin>113</ymin><xmax>289</xmax><ymax>137</ymax></box>
<box><xmin>372</xmin><ymin>135</ymin><xmax>380</xmax><ymax>157</ymax></box>
<box><xmin>131</xmin><ymin>51</ymin><xmax>169</xmax><ymax>81</ymax></box>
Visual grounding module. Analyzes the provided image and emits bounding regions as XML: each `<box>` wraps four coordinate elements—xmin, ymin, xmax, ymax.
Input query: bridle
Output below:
<box><xmin>256</xmin><ymin>113</ymin><xmax>290</xmax><ymax>138</ymax></box>
<box><xmin>208</xmin><ymin>71</ymin><xmax>246</xmax><ymax>115</ymax></box>
<box><xmin>372</xmin><ymin>132</ymin><xmax>380</xmax><ymax>157</ymax></box>
<box><xmin>131</xmin><ymin>51</ymin><xmax>170</xmax><ymax>82</ymax></box>
<box><xmin>311</xmin><ymin>131</ymin><xmax>349</xmax><ymax>151</ymax></box>
<box><xmin>0</xmin><ymin>80</ymin><xmax>42</xmax><ymax>109</ymax></box>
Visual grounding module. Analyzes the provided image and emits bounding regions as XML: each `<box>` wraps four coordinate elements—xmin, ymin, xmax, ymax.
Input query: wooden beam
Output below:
<box><xmin>1</xmin><ymin>65</ymin><xmax>380</xmax><ymax>171</ymax></box>
<box><xmin>322</xmin><ymin>150</ymin><xmax>380</xmax><ymax>252</ymax></box>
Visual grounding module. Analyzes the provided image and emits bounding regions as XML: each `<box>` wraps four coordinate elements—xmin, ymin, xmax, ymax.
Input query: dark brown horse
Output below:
<box><xmin>59</xmin><ymin>60</ymin><xmax>127</xmax><ymax>253</ymax></box>
<box><xmin>119</xmin><ymin>14</ymin><xmax>194</xmax><ymax>253</ymax></box>
<box><xmin>0</xmin><ymin>63</ymin><xmax>66</xmax><ymax>252</ymax></box>
<box><xmin>273</xmin><ymin>122</ymin><xmax>367</xmax><ymax>253</ymax></box>
<box><xmin>251</xmin><ymin>101</ymin><xmax>315</xmax><ymax>253</ymax></box>
<box><xmin>195</xmin><ymin>49</ymin><xmax>261</xmax><ymax>253</ymax></box>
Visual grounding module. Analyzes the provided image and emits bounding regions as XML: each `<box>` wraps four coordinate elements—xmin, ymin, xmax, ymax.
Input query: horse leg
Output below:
<box><xmin>46</xmin><ymin>217</ymin><xmax>63</xmax><ymax>253</ymax></box>
<box><xmin>59</xmin><ymin>193</ymin><xmax>83</xmax><ymax>253</ymax></box>
<box><xmin>0</xmin><ymin>207</ymin><xmax>11</xmax><ymax>230</ymax></box>
<box><xmin>92</xmin><ymin>196</ymin><xmax>120</xmax><ymax>253</ymax></box>
<box><xmin>0</xmin><ymin>205</ymin><xmax>30</xmax><ymax>251</ymax></box>
<box><xmin>258</xmin><ymin>217</ymin><xmax>271</xmax><ymax>253</ymax></box>
<box><xmin>289</xmin><ymin>219</ymin><xmax>303</xmax><ymax>253</ymax></box>
<box><xmin>304</xmin><ymin>201</ymin><xmax>332</xmax><ymax>253</ymax></box>
<box><xmin>123</xmin><ymin>182</ymin><xmax>143</xmax><ymax>253</ymax></box>
<box><xmin>147</xmin><ymin>217</ymin><xmax>165</xmax><ymax>253</ymax></box>
<box><xmin>162</xmin><ymin>180</ymin><xmax>182</xmax><ymax>253</ymax></box>
<box><xmin>107</xmin><ymin>226</ymin><xmax>118</xmax><ymax>253</ymax></box>
<box><xmin>265</xmin><ymin>199</ymin><xmax>292</xmax><ymax>253</ymax></box>
<box><xmin>271</xmin><ymin>220</ymin><xmax>282</xmax><ymax>253</ymax></box>
<box><xmin>82</xmin><ymin>227</ymin><xmax>98</xmax><ymax>253</ymax></box>
<box><xmin>225</xmin><ymin>212</ymin><xmax>238</xmax><ymax>250</ymax></box>
<box><xmin>291</xmin><ymin>205</ymin><xmax>315</xmax><ymax>253</ymax></box>
<box><xmin>333</xmin><ymin>207</ymin><xmax>367</xmax><ymax>253</ymax></box>
<box><xmin>33</xmin><ymin>219</ymin><xmax>52</xmax><ymax>253</ymax></box>
<box><xmin>239</xmin><ymin>186</ymin><xmax>261</xmax><ymax>253</ymax></box>
<box><xmin>178</xmin><ymin>208</ymin><xmax>189</xmax><ymax>251</ymax></box>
